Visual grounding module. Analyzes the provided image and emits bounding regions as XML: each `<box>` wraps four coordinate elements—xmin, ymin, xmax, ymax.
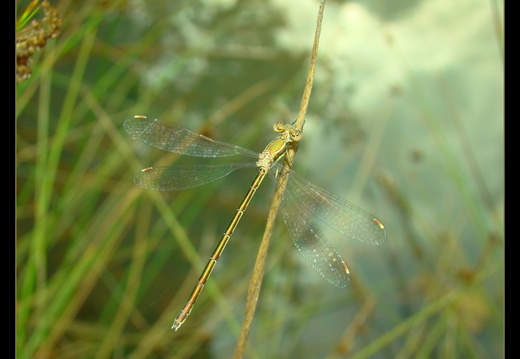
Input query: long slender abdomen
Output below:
<box><xmin>171</xmin><ymin>168</ymin><xmax>268</xmax><ymax>330</ymax></box>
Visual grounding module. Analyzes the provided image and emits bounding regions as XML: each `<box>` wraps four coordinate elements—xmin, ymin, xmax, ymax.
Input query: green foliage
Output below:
<box><xmin>16</xmin><ymin>0</ymin><xmax>503</xmax><ymax>358</ymax></box>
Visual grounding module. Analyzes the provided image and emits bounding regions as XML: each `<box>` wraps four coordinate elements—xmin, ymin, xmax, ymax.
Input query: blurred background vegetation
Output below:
<box><xmin>16</xmin><ymin>0</ymin><xmax>503</xmax><ymax>358</ymax></box>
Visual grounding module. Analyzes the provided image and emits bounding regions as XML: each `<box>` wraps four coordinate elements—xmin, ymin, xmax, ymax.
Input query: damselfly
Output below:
<box><xmin>124</xmin><ymin>114</ymin><xmax>386</xmax><ymax>330</ymax></box>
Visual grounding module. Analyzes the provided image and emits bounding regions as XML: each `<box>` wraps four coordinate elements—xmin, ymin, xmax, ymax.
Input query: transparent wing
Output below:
<box><xmin>134</xmin><ymin>163</ymin><xmax>258</xmax><ymax>191</ymax></box>
<box><xmin>124</xmin><ymin>115</ymin><xmax>259</xmax><ymax>158</ymax></box>
<box><xmin>272</xmin><ymin>165</ymin><xmax>386</xmax><ymax>287</ymax></box>
<box><xmin>285</xmin><ymin>169</ymin><xmax>386</xmax><ymax>245</ymax></box>
<box><xmin>281</xmin><ymin>185</ymin><xmax>351</xmax><ymax>288</ymax></box>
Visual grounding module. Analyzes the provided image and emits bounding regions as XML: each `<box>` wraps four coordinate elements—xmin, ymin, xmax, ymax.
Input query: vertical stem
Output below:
<box><xmin>232</xmin><ymin>1</ymin><xmax>326</xmax><ymax>357</ymax></box>
<box><xmin>293</xmin><ymin>0</ymin><xmax>326</xmax><ymax>132</ymax></box>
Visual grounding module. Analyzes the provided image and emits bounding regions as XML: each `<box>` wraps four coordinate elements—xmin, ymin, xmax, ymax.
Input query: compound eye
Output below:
<box><xmin>290</xmin><ymin>129</ymin><xmax>302</xmax><ymax>141</ymax></box>
<box><xmin>273</xmin><ymin>122</ymin><xmax>285</xmax><ymax>133</ymax></box>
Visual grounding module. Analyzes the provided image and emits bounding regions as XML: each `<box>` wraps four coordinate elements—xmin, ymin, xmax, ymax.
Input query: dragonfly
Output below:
<box><xmin>124</xmin><ymin>114</ymin><xmax>386</xmax><ymax>331</ymax></box>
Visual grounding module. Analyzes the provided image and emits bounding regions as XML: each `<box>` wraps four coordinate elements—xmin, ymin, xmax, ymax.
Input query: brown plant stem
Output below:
<box><xmin>232</xmin><ymin>1</ymin><xmax>326</xmax><ymax>357</ymax></box>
